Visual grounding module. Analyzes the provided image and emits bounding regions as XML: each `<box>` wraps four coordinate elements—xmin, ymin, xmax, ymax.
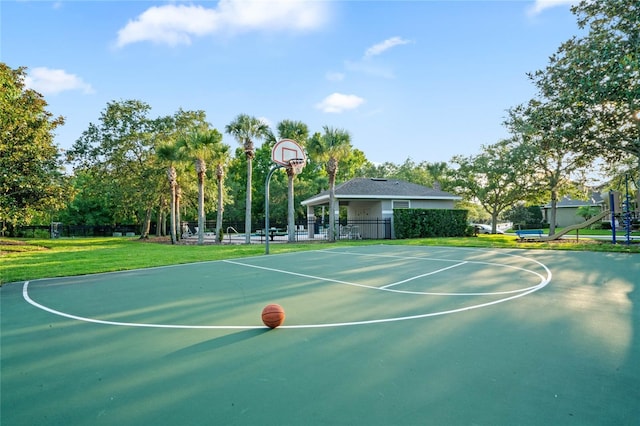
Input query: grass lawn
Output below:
<box><xmin>507</xmin><ymin>227</ymin><xmax>640</xmax><ymax>237</ymax></box>
<box><xmin>1</xmin><ymin>234</ymin><xmax>639</xmax><ymax>285</ymax></box>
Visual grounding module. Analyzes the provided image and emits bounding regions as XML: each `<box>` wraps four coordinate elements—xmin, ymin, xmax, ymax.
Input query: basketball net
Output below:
<box><xmin>288</xmin><ymin>158</ymin><xmax>305</xmax><ymax>175</ymax></box>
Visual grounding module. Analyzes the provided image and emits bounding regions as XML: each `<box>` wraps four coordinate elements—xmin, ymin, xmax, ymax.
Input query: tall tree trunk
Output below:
<box><xmin>140</xmin><ymin>206</ymin><xmax>152</xmax><ymax>239</ymax></box>
<box><xmin>245</xmin><ymin>157</ymin><xmax>253</xmax><ymax>244</ymax></box>
<box><xmin>216</xmin><ymin>165</ymin><xmax>224</xmax><ymax>243</ymax></box>
<box><xmin>491</xmin><ymin>210</ymin><xmax>499</xmax><ymax>234</ymax></box>
<box><xmin>196</xmin><ymin>158</ymin><xmax>206</xmax><ymax>245</ymax></box>
<box><xmin>157</xmin><ymin>194</ymin><xmax>167</xmax><ymax>237</ymax></box>
<box><xmin>168</xmin><ymin>166</ymin><xmax>177</xmax><ymax>244</ymax></box>
<box><xmin>176</xmin><ymin>185</ymin><xmax>182</xmax><ymax>241</ymax></box>
<box><xmin>549</xmin><ymin>190</ymin><xmax>558</xmax><ymax>236</ymax></box>
<box><xmin>156</xmin><ymin>200</ymin><xmax>163</xmax><ymax>237</ymax></box>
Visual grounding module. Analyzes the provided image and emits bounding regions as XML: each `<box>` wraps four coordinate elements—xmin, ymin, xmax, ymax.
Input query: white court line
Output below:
<box><xmin>22</xmin><ymin>281</ymin><xmax>264</xmax><ymax>329</ymax></box>
<box><xmin>222</xmin><ymin>259</ymin><xmax>373</xmax><ymax>290</ymax></box>
<box><xmin>225</xmin><ymin>258</ymin><xmax>545</xmax><ymax>296</ymax></box>
<box><xmin>316</xmin><ymin>249</ymin><xmax>467</xmax><ymax>263</ymax></box>
<box><xmin>22</xmin><ymin>247</ymin><xmax>553</xmax><ymax>329</ymax></box>
<box><xmin>381</xmin><ymin>261</ymin><xmax>468</xmax><ymax>289</ymax></box>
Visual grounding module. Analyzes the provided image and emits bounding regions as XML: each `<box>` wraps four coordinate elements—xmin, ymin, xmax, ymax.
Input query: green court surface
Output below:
<box><xmin>1</xmin><ymin>246</ymin><xmax>638</xmax><ymax>425</ymax></box>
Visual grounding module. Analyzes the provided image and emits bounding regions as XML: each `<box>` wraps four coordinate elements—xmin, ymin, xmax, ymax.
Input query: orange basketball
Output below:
<box><xmin>262</xmin><ymin>304</ymin><xmax>285</xmax><ymax>328</ymax></box>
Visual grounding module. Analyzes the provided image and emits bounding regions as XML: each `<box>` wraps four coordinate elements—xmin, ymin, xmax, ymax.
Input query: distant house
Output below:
<box><xmin>542</xmin><ymin>193</ymin><xmax>606</xmax><ymax>227</ymax></box>
<box><xmin>301</xmin><ymin>178</ymin><xmax>461</xmax><ymax>239</ymax></box>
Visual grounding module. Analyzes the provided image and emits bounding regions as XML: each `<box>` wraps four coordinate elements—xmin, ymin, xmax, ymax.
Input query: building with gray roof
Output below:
<box><xmin>301</xmin><ymin>178</ymin><xmax>461</xmax><ymax>239</ymax></box>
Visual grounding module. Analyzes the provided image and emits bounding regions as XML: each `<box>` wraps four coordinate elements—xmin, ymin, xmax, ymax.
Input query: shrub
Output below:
<box><xmin>394</xmin><ymin>209</ymin><xmax>468</xmax><ymax>238</ymax></box>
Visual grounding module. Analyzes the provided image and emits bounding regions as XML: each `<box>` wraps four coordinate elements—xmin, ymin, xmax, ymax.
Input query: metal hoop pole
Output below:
<box><xmin>265</xmin><ymin>164</ymin><xmax>284</xmax><ymax>255</ymax></box>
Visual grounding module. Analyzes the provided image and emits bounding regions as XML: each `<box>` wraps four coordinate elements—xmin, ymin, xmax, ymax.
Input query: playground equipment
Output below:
<box><xmin>619</xmin><ymin>174</ymin><xmax>636</xmax><ymax>245</ymax></box>
<box><xmin>538</xmin><ymin>210</ymin><xmax>610</xmax><ymax>242</ymax></box>
<box><xmin>609</xmin><ymin>176</ymin><xmax>637</xmax><ymax>245</ymax></box>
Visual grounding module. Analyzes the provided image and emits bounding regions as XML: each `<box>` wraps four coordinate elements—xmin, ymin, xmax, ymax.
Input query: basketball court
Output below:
<box><xmin>2</xmin><ymin>245</ymin><xmax>638</xmax><ymax>425</ymax></box>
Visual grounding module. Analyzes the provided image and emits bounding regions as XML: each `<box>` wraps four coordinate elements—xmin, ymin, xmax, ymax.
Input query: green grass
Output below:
<box><xmin>1</xmin><ymin>234</ymin><xmax>638</xmax><ymax>285</ymax></box>
<box><xmin>507</xmin><ymin>227</ymin><xmax>640</xmax><ymax>236</ymax></box>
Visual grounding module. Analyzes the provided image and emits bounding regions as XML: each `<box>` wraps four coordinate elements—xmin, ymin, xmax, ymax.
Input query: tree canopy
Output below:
<box><xmin>450</xmin><ymin>140</ymin><xmax>536</xmax><ymax>233</ymax></box>
<box><xmin>0</xmin><ymin>63</ymin><xmax>68</xmax><ymax>234</ymax></box>
<box><xmin>527</xmin><ymin>0</ymin><xmax>640</xmax><ymax>173</ymax></box>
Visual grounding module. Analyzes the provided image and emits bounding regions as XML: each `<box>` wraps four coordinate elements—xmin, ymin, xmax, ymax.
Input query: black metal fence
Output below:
<box><xmin>305</xmin><ymin>218</ymin><xmax>392</xmax><ymax>241</ymax></box>
<box><xmin>12</xmin><ymin>218</ymin><xmax>393</xmax><ymax>241</ymax></box>
<box><xmin>12</xmin><ymin>224</ymin><xmax>142</xmax><ymax>238</ymax></box>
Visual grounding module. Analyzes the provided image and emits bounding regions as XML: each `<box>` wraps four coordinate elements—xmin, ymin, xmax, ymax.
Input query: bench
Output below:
<box><xmin>516</xmin><ymin>229</ymin><xmax>544</xmax><ymax>241</ymax></box>
<box><xmin>257</xmin><ymin>228</ymin><xmax>287</xmax><ymax>241</ymax></box>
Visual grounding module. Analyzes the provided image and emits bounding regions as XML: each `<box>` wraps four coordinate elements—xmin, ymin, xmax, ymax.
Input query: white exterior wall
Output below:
<box><xmin>553</xmin><ymin>208</ymin><xmax>584</xmax><ymax>227</ymax></box>
<box><xmin>409</xmin><ymin>200</ymin><xmax>456</xmax><ymax>209</ymax></box>
<box><xmin>347</xmin><ymin>200</ymin><xmax>382</xmax><ymax>220</ymax></box>
<box><xmin>347</xmin><ymin>201</ymin><xmax>383</xmax><ymax>239</ymax></box>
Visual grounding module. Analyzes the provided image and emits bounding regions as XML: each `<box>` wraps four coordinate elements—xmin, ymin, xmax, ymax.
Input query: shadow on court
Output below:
<box><xmin>1</xmin><ymin>246</ymin><xmax>638</xmax><ymax>425</ymax></box>
<box><xmin>166</xmin><ymin>329</ymin><xmax>270</xmax><ymax>358</ymax></box>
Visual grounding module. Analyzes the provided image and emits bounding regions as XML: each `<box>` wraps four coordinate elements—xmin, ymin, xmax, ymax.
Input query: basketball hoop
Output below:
<box><xmin>288</xmin><ymin>158</ymin><xmax>306</xmax><ymax>175</ymax></box>
<box><xmin>272</xmin><ymin>139</ymin><xmax>306</xmax><ymax>167</ymax></box>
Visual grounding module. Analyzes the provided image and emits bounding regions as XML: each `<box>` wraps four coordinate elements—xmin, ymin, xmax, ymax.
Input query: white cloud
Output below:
<box><xmin>116</xmin><ymin>4</ymin><xmax>219</xmax><ymax>47</ymax></box>
<box><xmin>527</xmin><ymin>0</ymin><xmax>578</xmax><ymax>16</ymax></box>
<box><xmin>116</xmin><ymin>0</ymin><xmax>330</xmax><ymax>48</ymax></box>
<box><xmin>216</xmin><ymin>0</ymin><xmax>328</xmax><ymax>32</ymax></box>
<box><xmin>315</xmin><ymin>93</ymin><xmax>365</xmax><ymax>113</ymax></box>
<box><xmin>364</xmin><ymin>36</ymin><xmax>411</xmax><ymax>59</ymax></box>
<box><xmin>24</xmin><ymin>67</ymin><xmax>94</xmax><ymax>95</ymax></box>
<box><xmin>329</xmin><ymin>36</ymin><xmax>410</xmax><ymax>80</ymax></box>
<box><xmin>325</xmin><ymin>71</ymin><xmax>345</xmax><ymax>82</ymax></box>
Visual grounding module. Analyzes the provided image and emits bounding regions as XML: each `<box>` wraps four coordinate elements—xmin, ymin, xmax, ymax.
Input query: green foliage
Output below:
<box><xmin>358</xmin><ymin>158</ymin><xmax>453</xmax><ymax>191</ymax></box>
<box><xmin>66</xmin><ymin>100</ymin><xmax>160</xmax><ymax>229</ymax></box>
<box><xmin>336</xmin><ymin>149</ymin><xmax>371</xmax><ymax>182</ymax></box>
<box><xmin>450</xmin><ymin>140</ymin><xmax>536</xmax><ymax>230</ymax></box>
<box><xmin>576</xmin><ymin>205</ymin><xmax>601</xmax><ymax>220</ymax></box>
<box><xmin>58</xmin><ymin>170</ymin><xmax>114</xmax><ymax>225</ymax></box>
<box><xmin>0</xmin><ymin>64</ymin><xmax>70</xmax><ymax>233</ymax></box>
<box><xmin>307</xmin><ymin>126</ymin><xmax>353</xmax><ymax>241</ymax></box>
<box><xmin>177</xmin><ymin>128</ymin><xmax>226</xmax><ymax>244</ymax></box>
<box><xmin>504</xmin><ymin>203</ymin><xmax>531</xmax><ymax>227</ymax></box>
<box><xmin>527</xmin><ymin>205</ymin><xmax>543</xmax><ymax>223</ymax></box>
<box><xmin>225</xmin><ymin>114</ymin><xmax>271</xmax><ymax>240</ymax></box>
<box><xmin>505</xmin><ymin>204</ymin><xmax>545</xmax><ymax>229</ymax></box>
<box><xmin>523</xmin><ymin>0</ymin><xmax>639</xmax><ymax>171</ymax></box>
<box><xmin>394</xmin><ymin>209</ymin><xmax>468</xmax><ymax>238</ymax></box>
<box><xmin>455</xmin><ymin>200</ymin><xmax>490</xmax><ymax>223</ymax></box>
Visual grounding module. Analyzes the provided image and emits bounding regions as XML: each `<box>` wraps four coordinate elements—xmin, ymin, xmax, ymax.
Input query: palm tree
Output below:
<box><xmin>211</xmin><ymin>142</ymin><xmax>231</xmax><ymax>242</ymax></box>
<box><xmin>177</xmin><ymin>128</ymin><xmax>224</xmax><ymax>245</ymax></box>
<box><xmin>308</xmin><ymin>126</ymin><xmax>352</xmax><ymax>242</ymax></box>
<box><xmin>156</xmin><ymin>142</ymin><xmax>182</xmax><ymax>244</ymax></box>
<box><xmin>225</xmin><ymin>114</ymin><xmax>269</xmax><ymax>243</ymax></box>
<box><xmin>274</xmin><ymin>120</ymin><xmax>309</xmax><ymax>242</ymax></box>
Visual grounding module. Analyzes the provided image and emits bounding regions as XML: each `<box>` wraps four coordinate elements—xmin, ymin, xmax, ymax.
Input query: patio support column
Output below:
<box><xmin>307</xmin><ymin>205</ymin><xmax>315</xmax><ymax>239</ymax></box>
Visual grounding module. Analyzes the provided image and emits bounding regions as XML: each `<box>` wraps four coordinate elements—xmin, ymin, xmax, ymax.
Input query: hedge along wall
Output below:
<box><xmin>394</xmin><ymin>209</ymin><xmax>468</xmax><ymax>238</ymax></box>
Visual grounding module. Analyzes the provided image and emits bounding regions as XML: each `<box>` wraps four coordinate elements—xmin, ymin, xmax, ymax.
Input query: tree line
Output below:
<box><xmin>2</xmin><ymin>1</ymin><xmax>638</xmax><ymax>239</ymax></box>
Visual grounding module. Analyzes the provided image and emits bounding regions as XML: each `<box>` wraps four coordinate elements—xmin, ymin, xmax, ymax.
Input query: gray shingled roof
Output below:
<box><xmin>543</xmin><ymin>193</ymin><xmax>605</xmax><ymax>208</ymax></box>
<box><xmin>302</xmin><ymin>178</ymin><xmax>460</xmax><ymax>205</ymax></box>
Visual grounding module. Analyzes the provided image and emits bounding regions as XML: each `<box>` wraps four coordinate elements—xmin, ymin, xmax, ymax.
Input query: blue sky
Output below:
<box><xmin>2</xmin><ymin>0</ymin><xmax>581</xmax><ymax>165</ymax></box>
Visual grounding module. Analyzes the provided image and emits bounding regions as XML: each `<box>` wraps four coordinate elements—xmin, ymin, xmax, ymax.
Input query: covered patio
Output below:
<box><xmin>301</xmin><ymin>178</ymin><xmax>461</xmax><ymax>239</ymax></box>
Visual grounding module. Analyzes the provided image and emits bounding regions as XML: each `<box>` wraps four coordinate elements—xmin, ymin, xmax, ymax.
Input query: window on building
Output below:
<box><xmin>393</xmin><ymin>200</ymin><xmax>410</xmax><ymax>209</ymax></box>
